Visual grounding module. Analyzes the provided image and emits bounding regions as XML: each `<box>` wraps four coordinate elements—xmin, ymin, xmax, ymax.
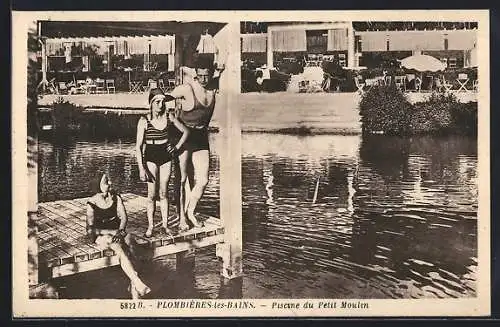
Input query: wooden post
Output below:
<box><xmin>174</xmin><ymin>34</ymin><xmax>184</xmax><ymax>85</ymax></box>
<box><xmin>37</xmin><ymin>22</ymin><xmax>48</xmax><ymax>92</ymax></box>
<box><xmin>267</xmin><ymin>28</ymin><xmax>274</xmax><ymax>68</ymax></box>
<box><xmin>347</xmin><ymin>22</ymin><xmax>356</xmax><ymax>68</ymax></box>
<box><xmin>217</xmin><ymin>22</ymin><xmax>243</xmax><ymax>280</ymax></box>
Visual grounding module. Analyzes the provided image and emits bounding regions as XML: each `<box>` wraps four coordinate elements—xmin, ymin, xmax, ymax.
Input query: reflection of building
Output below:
<box><xmin>241</xmin><ymin>21</ymin><xmax>478</xmax><ymax>69</ymax></box>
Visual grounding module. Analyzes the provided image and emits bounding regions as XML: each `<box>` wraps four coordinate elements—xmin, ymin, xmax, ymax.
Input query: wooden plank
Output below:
<box><xmin>51</xmin><ymin>255</ymin><xmax>120</xmax><ymax>279</ymax></box>
<box><xmin>38</xmin><ymin>206</ymin><xmax>84</xmax><ymax>237</ymax></box>
<box><xmin>39</xmin><ymin>205</ymin><xmax>82</xmax><ymax>233</ymax></box>
<box><xmin>37</xmin><ymin>206</ymin><xmax>102</xmax><ymax>264</ymax></box>
<box><xmin>152</xmin><ymin>234</ymin><xmax>224</xmax><ymax>258</ymax></box>
<box><xmin>38</xmin><ymin>193</ymin><xmax>225</xmax><ymax>279</ymax></box>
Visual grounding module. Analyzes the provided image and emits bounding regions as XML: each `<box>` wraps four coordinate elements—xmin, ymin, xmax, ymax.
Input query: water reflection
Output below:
<box><xmin>242</xmin><ymin>133</ymin><xmax>477</xmax><ymax>299</ymax></box>
<box><xmin>38</xmin><ymin>133</ymin><xmax>221</xmax><ymax>218</ymax></box>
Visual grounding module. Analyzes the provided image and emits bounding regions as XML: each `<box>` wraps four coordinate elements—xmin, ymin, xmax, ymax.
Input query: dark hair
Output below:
<box><xmin>194</xmin><ymin>54</ymin><xmax>215</xmax><ymax>71</ymax></box>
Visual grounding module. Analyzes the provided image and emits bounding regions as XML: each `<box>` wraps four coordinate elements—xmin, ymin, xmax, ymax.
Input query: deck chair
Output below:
<box><xmin>57</xmin><ymin>82</ymin><xmax>68</xmax><ymax>94</ymax></box>
<box><xmin>354</xmin><ymin>76</ymin><xmax>365</xmax><ymax>94</ymax></box>
<box><xmin>434</xmin><ymin>78</ymin><xmax>445</xmax><ymax>92</ymax></box>
<box><xmin>146</xmin><ymin>79</ymin><xmax>158</xmax><ymax>92</ymax></box>
<box><xmin>439</xmin><ymin>75</ymin><xmax>453</xmax><ymax>92</ymax></box>
<box><xmin>95</xmin><ymin>78</ymin><xmax>105</xmax><ymax>94</ymax></box>
<box><xmin>338</xmin><ymin>53</ymin><xmax>346</xmax><ymax>67</ymax></box>
<box><xmin>167</xmin><ymin>78</ymin><xmax>176</xmax><ymax>90</ymax></box>
<box><xmin>384</xmin><ymin>75</ymin><xmax>392</xmax><ymax>86</ymax></box>
<box><xmin>76</xmin><ymin>80</ymin><xmax>86</xmax><ymax>94</ymax></box>
<box><xmin>158</xmin><ymin>79</ymin><xmax>165</xmax><ymax>92</ymax></box>
<box><xmin>106</xmin><ymin>79</ymin><xmax>116</xmax><ymax>94</ymax></box>
<box><xmin>394</xmin><ymin>75</ymin><xmax>406</xmax><ymax>91</ymax></box>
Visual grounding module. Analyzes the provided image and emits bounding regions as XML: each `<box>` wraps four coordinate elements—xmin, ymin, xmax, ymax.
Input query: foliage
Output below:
<box><xmin>359</xmin><ymin>85</ymin><xmax>477</xmax><ymax>136</ymax></box>
<box><xmin>410</xmin><ymin>93</ymin><xmax>454</xmax><ymax>134</ymax></box>
<box><xmin>359</xmin><ymin>84</ymin><xmax>413</xmax><ymax>135</ymax></box>
<box><xmin>27</xmin><ymin>27</ymin><xmax>39</xmax><ymax>136</ymax></box>
<box><xmin>51</xmin><ymin>98</ymin><xmax>84</xmax><ymax>130</ymax></box>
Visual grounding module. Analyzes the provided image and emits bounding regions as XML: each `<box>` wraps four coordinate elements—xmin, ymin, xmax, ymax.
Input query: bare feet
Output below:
<box><xmin>186</xmin><ymin>212</ymin><xmax>203</xmax><ymax>228</ymax></box>
<box><xmin>144</xmin><ymin>226</ymin><xmax>153</xmax><ymax>238</ymax></box>
<box><xmin>178</xmin><ymin>223</ymin><xmax>190</xmax><ymax>233</ymax></box>
<box><xmin>162</xmin><ymin>224</ymin><xmax>174</xmax><ymax>236</ymax></box>
<box><xmin>133</xmin><ymin>279</ymin><xmax>151</xmax><ymax>297</ymax></box>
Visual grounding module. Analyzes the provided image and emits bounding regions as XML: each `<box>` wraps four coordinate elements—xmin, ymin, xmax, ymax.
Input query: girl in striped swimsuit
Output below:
<box><xmin>135</xmin><ymin>88</ymin><xmax>190</xmax><ymax>237</ymax></box>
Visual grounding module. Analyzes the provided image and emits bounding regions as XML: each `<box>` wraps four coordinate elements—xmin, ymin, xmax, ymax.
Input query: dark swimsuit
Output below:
<box><xmin>143</xmin><ymin>115</ymin><xmax>178</xmax><ymax>166</ymax></box>
<box><xmin>87</xmin><ymin>193</ymin><xmax>120</xmax><ymax>230</ymax></box>
<box><xmin>179</xmin><ymin>84</ymin><xmax>215</xmax><ymax>152</ymax></box>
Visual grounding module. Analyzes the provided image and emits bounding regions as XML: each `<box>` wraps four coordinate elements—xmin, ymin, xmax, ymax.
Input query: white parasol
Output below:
<box><xmin>400</xmin><ymin>54</ymin><xmax>446</xmax><ymax>72</ymax></box>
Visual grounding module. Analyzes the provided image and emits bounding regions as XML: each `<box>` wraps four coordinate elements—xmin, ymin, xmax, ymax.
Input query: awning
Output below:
<box><xmin>358</xmin><ymin>29</ymin><xmax>477</xmax><ymax>52</ymax></box>
<box><xmin>271</xmin><ymin>29</ymin><xmax>307</xmax><ymax>52</ymax></box>
<box><xmin>241</xmin><ymin>34</ymin><xmax>267</xmax><ymax>53</ymax></box>
<box><xmin>40</xmin><ymin>21</ymin><xmax>226</xmax><ymax>39</ymax></box>
<box><xmin>326</xmin><ymin>29</ymin><xmax>348</xmax><ymax>51</ymax></box>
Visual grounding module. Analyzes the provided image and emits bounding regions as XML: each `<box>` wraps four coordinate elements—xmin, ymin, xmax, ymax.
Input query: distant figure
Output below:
<box><xmin>86</xmin><ymin>174</ymin><xmax>151</xmax><ymax>299</ymax></box>
<box><xmin>168</xmin><ymin>56</ymin><xmax>220</xmax><ymax>230</ymax></box>
<box><xmin>135</xmin><ymin>88</ymin><xmax>190</xmax><ymax>237</ymax></box>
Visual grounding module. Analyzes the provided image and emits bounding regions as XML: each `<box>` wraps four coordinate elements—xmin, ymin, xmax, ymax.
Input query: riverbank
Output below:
<box><xmin>38</xmin><ymin>90</ymin><xmax>477</xmax><ymax>135</ymax></box>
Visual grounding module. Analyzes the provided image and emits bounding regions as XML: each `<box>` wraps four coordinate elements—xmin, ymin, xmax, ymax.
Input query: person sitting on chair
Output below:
<box><xmin>86</xmin><ymin>173</ymin><xmax>151</xmax><ymax>299</ymax></box>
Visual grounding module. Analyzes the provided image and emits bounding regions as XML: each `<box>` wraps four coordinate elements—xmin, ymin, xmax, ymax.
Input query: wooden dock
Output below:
<box><xmin>36</xmin><ymin>193</ymin><xmax>224</xmax><ymax>281</ymax></box>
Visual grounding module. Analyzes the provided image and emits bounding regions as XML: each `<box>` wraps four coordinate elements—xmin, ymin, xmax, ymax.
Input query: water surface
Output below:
<box><xmin>241</xmin><ymin>133</ymin><xmax>477</xmax><ymax>299</ymax></box>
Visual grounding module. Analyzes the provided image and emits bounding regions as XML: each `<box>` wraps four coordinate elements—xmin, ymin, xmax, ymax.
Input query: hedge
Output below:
<box><xmin>359</xmin><ymin>85</ymin><xmax>477</xmax><ymax>136</ymax></box>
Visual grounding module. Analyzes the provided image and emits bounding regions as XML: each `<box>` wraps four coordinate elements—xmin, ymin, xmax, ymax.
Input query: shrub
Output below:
<box><xmin>51</xmin><ymin>98</ymin><xmax>84</xmax><ymax>130</ymax></box>
<box><xmin>411</xmin><ymin>93</ymin><xmax>454</xmax><ymax>134</ymax></box>
<box><xmin>449</xmin><ymin>100</ymin><xmax>478</xmax><ymax>136</ymax></box>
<box><xmin>359</xmin><ymin>84</ymin><xmax>413</xmax><ymax>135</ymax></box>
<box><xmin>359</xmin><ymin>85</ymin><xmax>478</xmax><ymax>136</ymax></box>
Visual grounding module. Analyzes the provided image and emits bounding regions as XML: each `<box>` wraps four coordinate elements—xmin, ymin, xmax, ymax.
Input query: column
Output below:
<box><xmin>216</xmin><ymin>21</ymin><xmax>243</xmax><ymax>280</ymax></box>
<box><xmin>37</xmin><ymin>39</ymin><xmax>48</xmax><ymax>92</ymax></box>
<box><xmin>174</xmin><ymin>34</ymin><xmax>184</xmax><ymax>85</ymax></box>
<box><xmin>267</xmin><ymin>29</ymin><xmax>273</xmax><ymax>68</ymax></box>
<box><xmin>347</xmin><ymin>22</ymin><xmax>356</xmax><ymax>68</ymax></box>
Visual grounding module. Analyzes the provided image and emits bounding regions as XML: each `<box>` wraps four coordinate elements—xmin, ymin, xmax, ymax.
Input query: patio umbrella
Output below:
<box><xmin>400</xmin><ymin>54</ymin><xmax>446</xmax><ymax>72</ymax></box>
<box><xmin>400</xmin><ymin>54</ymin><xmax>446</xmax><ymax>91</ymax></box>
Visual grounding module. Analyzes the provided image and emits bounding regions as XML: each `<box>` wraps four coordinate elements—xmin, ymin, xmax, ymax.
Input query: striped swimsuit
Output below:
<box><xmin>143</xmin><ymin>115</ymin><xmax>178</xmax><ymax>166</ymax></box>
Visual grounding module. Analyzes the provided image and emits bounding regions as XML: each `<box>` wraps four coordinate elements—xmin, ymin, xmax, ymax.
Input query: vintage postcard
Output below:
<box><xmin>12</xmin><ymin>10</ymin><xmax>490</xmax><ymax>317</ymax></box>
